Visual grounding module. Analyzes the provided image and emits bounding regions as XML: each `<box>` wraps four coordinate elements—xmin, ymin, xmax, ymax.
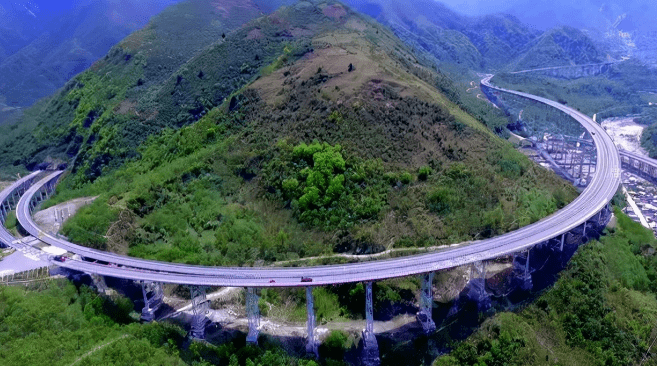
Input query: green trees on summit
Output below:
<box><xmin>291</xmin><ymin>142</ymin><xmax>345</xmax><ymax>211</ymax></box>
<box><xmin>267</xmin><ymin>141</ymin><xmax>388</xmax><ymax>230</ymax></box>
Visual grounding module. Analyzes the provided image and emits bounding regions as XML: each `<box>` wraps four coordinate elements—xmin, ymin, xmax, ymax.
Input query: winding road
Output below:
<box><xmin>2</xmin><ymin>76</ymin><xmax>622</xmax><ymax>288</ymax></box>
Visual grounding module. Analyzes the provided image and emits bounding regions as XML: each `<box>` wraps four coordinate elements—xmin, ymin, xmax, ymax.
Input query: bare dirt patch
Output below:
<box><xmin>34</xmin><ymin>197</ymin><xmax>97</xmax><ymax>235</ymax></box>
<box><xmin>211</xmin><ymin>0</ymin><xmax>257</xmax><ymax>18</ymax></box>
<box><xmin>114</xmin><ymin>99</ymin><xmax>137</xmax><ymax>115</ymax></box>
<box><xmin>322</xmin><ymin>4</ymin><xmax>347</xmax><ymax>20</ymax></box>
<box><xmin>247</xmin><ymin>28</ymin><xmax>264</xmax><ymax>40</ymax></box>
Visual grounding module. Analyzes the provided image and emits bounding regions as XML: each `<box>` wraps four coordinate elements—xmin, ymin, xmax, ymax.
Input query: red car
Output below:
<box><xmin>269</xmin><ymin>280</ymin><xmax>276</xmax><ymax>283</ymax></box>
<box><xmin>53</xmin><ymin>255</ymin><xmax>66</xmax><ymax>262</ymax></box>
<box><xmin>301</xmin><ymin>277</ymin><xmax>312</xmax><ymax>283</ymax></box>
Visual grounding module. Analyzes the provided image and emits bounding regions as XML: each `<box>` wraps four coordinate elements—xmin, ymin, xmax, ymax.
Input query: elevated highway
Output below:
<box><xmin>4</xmin><ymin>76</ymin><xmax>624</xmax><ymax>362</ymax></box>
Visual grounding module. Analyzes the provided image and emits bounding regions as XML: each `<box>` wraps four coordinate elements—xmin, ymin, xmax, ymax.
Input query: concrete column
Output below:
<box><xmin>417</xmin><ymin>272</ymin><xmax>436</xmax><ymax>333</ymax></box>
<box><xmin>362</xmin><ymin>281</ymin><xmax>380</xmax><ymax>366</ymax></box>
<box><xmin>560</xmin><ymin>233</ymin><xmax>565</xmax><ymax>252</ymax></box>
<box><xmin>140</xmin><ymin>281</ymin><xmax>164</xmax><ymax>322</ymax></box>
<box><xmin>525</xmin><ymin>249</ymin><xmax>530</xmax><ymax>276</ymax></box>
<box><xmin>514</xmin><ymin>250</ymin><xmax>532</xmax><ymax>291</ymax></box>
<box><xmin>90</xmin><ymin>273</ymin><xmax>108</xmax><ymax>294</ymax></box>
<box><xmin>246</xmin><ymin>287</ymin><xmax>260</xmax><ymax>344</ymax></box>
<box><xmin>190</xmin><ymin>285</ymin><xmax>209</xmax><ymax>339</ymax></box>
<box><xmin>583</xmin><ymin>221</ymin><xmax>587</xmax><ymax>237</ymax></box>
<box><xmin>306</xmin><ymin>287</ymin><xmax>318</xmax><ymax>357</ymax></box>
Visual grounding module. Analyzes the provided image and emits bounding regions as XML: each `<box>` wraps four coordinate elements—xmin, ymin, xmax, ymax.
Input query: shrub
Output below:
<box><xmin>399</xmin><ymin>172</ymin><xmax>413</xmax><ymax>184</ymax></box>
<box><xmin>418</xmin><ymin>166</ymin><xmax>432</xmax><ymax>181</ymax></box>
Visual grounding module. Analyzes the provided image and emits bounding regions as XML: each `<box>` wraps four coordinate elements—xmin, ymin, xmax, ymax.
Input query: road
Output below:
<box><xmin>6</xmin><ymin>76</ymin><xmax>622</xmax><ymax>288</ymax></box>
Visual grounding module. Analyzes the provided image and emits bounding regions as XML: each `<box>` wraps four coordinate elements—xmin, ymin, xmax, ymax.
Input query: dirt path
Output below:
<box><xmin>270</xmin><ymin>242</ymin><xmax>471</xmax><ymax>267</ymax></box>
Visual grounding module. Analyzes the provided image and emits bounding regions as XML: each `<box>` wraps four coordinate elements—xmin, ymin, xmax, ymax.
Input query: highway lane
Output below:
<box><xmin>13</xmin><ymin>77</ymin><xmax>621</xmax><ymax>287</ymax></box>
<box><xmin>619</xmin><ymin>149</ymin><xmax>657</xmax><ymax>167</ymax></box>
<box><xmin>0</xmin><ymin>171</ymin><xmax>42</xmax><ymax>247</ymax></box>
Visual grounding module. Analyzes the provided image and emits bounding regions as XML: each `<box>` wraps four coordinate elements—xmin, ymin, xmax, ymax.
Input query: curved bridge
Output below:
<box><xmin>1</xmin><ymin>76</ymin><xmax>623</xmax><ymax>363</ymax></box>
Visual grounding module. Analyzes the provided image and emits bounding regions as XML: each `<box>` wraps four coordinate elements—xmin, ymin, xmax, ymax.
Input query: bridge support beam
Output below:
<box><xmin>469</xmin><ymin>261</ymin><xmax>491</xmax><ymax>311</ymax></box>
<box><xmin>189</xmin><ymin>286</ymin><xmax>210</xmax><ymax>339</ymax></box>
<box><xmin>90</xmin><ymin>273</ymin><xmax>108</xmax><ymax>294</ymax></box>
<box><xmin>416</xmin><ymin>272</ymin><xmax>436</xmax><ymax>334</ymax></box>
<box><xmin>583</xmin><ymin>221</ymin><xmax>587</xmax><ymax>237</ymax></box>
<box><xmin>560</xmin><ymin>233</ymin><xmax>565</xmax><ymax>252</ymax></box>
<box><xmin>514</xmin><ymin>249</ymin><xmax>533</xmax><ymax>291</ymax></box>
<box><xmin>246</xmin><ymin>287</ymin><xmax>260</xmax><ymax>344</ymax></box>
<box><xmin>306</xmin><ymin>287</ymin><xmax>318</xmax><ymax>357</ymax></box>
<box><xmin>140</xmin><ymin>281</ymin><xmax>164</xmax><ymax>322</ymax></box>
<box><xmin>362</xmin><ymin>281</ymin><xmax>380</xmax><ymax>366</ymax></box>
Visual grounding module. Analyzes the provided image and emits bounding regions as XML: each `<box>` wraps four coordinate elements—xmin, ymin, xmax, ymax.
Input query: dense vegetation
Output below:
<box><xmin>0</xmin><ymin>280</ymin><xmax>335</xmax><ymax>366</ymax></box>
<box><xmin>508</xmin><ymin>26</ymin><xmax>603</xmax><ymax>71</ymax></box>
<box><xmin>432</xmin><ymin>210</ymin><xmax>657</xmax><ymax>366</ymax></box>
<box><xmin>0</xmin><ymin>0</ymin><xmax>267</xmax><ymax>179</ymax></box>
<box><xmin>0</xmin><ymin>0</ymin><xmax>180</xmax><ymax>125</ymax></box>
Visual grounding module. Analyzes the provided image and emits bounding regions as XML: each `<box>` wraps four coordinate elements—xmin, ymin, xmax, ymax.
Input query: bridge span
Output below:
<box><xmin>1</xmin><ymin>76</ymin><xmax>624</xmax><ymax>364</ymax></box>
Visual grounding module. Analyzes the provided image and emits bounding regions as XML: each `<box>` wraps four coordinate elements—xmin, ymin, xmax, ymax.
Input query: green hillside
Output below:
<box><xmin>27</xmin><ymin>0</ymin><xmax>578</xmax><ymax>266</ymax></box>
<box><xmin>0</xmin><ymin>0</ymin><xmax>266</xmax><ymax>178</ymax></box>
<box><xmin>432</xmin><ymin>210</ymin><xmax>657</xmax><ymax>366</ymax></box>
<box><xmin>0</xmin><ymin>0</ymin><xmax>181</xmax><ymax>125</ymax></box>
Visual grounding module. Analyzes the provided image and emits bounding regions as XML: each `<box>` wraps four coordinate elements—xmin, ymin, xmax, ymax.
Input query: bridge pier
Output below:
<box><xmin>246</xmin><ymin>287</ymin><xmax>260</xmax><ymax>344</ymax></box>
<box><xmin>513</xmin><ymin>249</ymin><xmax>532</xmax><ymax>291</ymax></box>
<box><xmin>583</xmin><ymin>221</ymin><xmax>587</xmax><ymax>237</ymax></box>
<box><xmin>560</xmin><ymin>233</ymin><xmax>565</xmax><ymax>252</ymax></box>
<box><xmin>362</xmin><ymin>281</ymin><xmax>380</xmax><ymax>366</ymax></box>
<box><xmin>468</xmin><ymin>261</ymin><xmax>491</xmax><ymax>311</ymax></box>
<box><xmin>416</xmin><ymin>272</ymin><xmax>436</xmax><ymax>334</ymax></box>
<box><xmin>306</xmin><ymin>287</ymin><xmax>318</xmax><ymax>357</ymax></box>
<box><xmin>90</xmin><ymin>273</ymin><xmax>108</xmax><ymax>294</ymax></box>
<box><xmin>189</xmin><ymin>285</ymin><xmax>210</xmax><ymax>339</ymax></box>
<box><xmin>140</xmin><ymin>281</ymin><xmax>164</xmax><ymax>322</ymax></box>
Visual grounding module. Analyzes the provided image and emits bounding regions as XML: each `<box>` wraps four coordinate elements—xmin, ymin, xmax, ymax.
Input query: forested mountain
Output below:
<box><xmin>3</xmin><ymin>1</ymin><xmax>657</xmax><ymax>365</ymax></box>
<box><xmin>0</xmin><ymin>0</ymin><xmax>572</xmax><ymax>266</ymax></box>
<box><xmin>509</xmin><ymin>26</ymin><xmax>605</xmax><ymax>70</ymax></box>
<box><xmin>0</xmin><ymin>0</ymin><xmax>181</xmax><ymax>124</ymax></box>
<box><xmin>324</xmin><ymin>0</ymin><xmax>542</xmax><ymax>71</ymax></box>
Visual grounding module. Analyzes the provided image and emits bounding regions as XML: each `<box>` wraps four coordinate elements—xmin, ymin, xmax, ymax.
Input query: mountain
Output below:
<box><xmin>509</xmin><ymin>26</ymin><xmax>605</xmax><ymax>71</ymax></box>
<box><xmin>0</xmin><ymin>0</ymin><xmax>267</xmax><ymax>176</ymax></box>
<box><xmin>343</xmin><ymin>0</ymin><xmax>540</xmax><ymax>71</ymax></box>
<box><xmin>0</xmin><ymin>0</ymin><xmax>573</xmax><ymax>268</ymax></box>
<box><xmin>0</xmin><ymin>0</ymin><xmax>181</xmax><ymax>124</ymax></box>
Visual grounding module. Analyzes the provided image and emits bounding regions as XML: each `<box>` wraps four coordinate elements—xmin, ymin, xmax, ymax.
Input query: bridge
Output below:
<box><xmin>0</xmin><ymin>76</ymin><xmax>623</xmax><ymax>365</ymax></box>
<box><xmin>509</xmin><ymin>61</ymin><xmax>620</xmax><ymax>79</ymax></box>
